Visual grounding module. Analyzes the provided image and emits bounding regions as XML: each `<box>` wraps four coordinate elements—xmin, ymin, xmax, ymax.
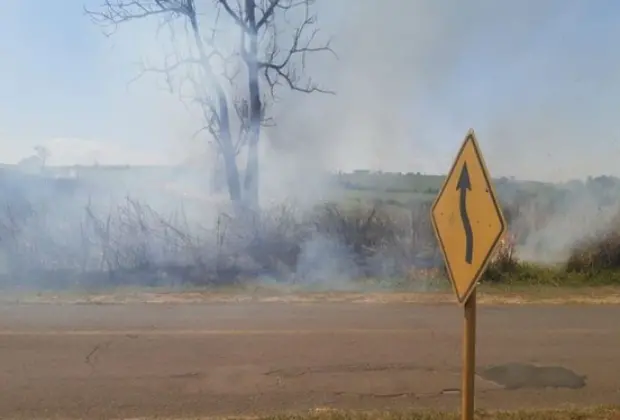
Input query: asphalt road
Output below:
<box><xmin>0</xmin><ymin>301</ymin><xmax>619</xmax><ymax>418</ymax></box>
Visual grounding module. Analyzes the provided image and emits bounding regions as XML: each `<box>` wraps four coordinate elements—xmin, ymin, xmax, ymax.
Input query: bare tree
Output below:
<box><xmin>86</xmin><ymin>0</ymin><xmax>335</xmax><ymax>208</ymax></box>
<box><xmin>86</xmin><ymin>0</ymin><xmax>243</xmax><ymax>204</ymax></box>
<box><xmin>34</xmin><ymin>145</ymin><xmax>51</xmax><ymax>168</ymax></box>
<box><xmin>217</xmin><ymin>0</ymin><xmax>335</xmax><ymax>207</ymax></box>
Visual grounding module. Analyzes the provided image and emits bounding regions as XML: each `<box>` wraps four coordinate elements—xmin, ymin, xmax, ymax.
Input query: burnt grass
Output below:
<box><xmin>2</xmin><ymin>191</ymin><xmax>620</xmax><ymax>292</ymax></box>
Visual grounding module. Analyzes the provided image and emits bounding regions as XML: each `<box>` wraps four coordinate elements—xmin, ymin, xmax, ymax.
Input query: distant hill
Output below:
<box><xmin>3</xmin><ymin>163</ymin><xmax>619</xmax><ymax>210</ymax></box>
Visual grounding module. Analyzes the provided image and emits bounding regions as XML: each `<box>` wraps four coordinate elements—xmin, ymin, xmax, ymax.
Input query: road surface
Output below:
<box><xmin>0</xmin><ymin>301</ymin><xmax>618</xmax><ymax>418</ymax></box>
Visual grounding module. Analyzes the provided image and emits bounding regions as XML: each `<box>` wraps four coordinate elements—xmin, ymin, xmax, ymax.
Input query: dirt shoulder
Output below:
<box><xmin>136</xmin><ymin>406</ymin><xmax>620</xmax><ymax>420</ymax></box>
<box><xmin>5</xmin><ymin>285</ymin><xmax>620</xmax><ymax>305</ymax></box>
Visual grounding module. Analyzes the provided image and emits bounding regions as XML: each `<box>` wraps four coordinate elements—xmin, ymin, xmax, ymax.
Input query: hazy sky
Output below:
<box><xmin>2</xmin><ymin>0</ymin><xmax>620</xmax><ymax>181</ymax></box>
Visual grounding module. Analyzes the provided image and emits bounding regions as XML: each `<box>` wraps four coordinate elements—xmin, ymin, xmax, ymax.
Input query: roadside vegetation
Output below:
<box><xmin>2</xmin><ymin>169</ymin><xmax>620</xmax><ymax>292</ymax></box>
<box><xmin>6</xmin><ymin>0</ymin><xmax>601</xmax><ymax>292</ymax></box>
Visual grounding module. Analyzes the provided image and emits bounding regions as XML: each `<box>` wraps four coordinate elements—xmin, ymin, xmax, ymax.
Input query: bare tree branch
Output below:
<box><xmin>257</xmin><ymin>2</ymin><xmax>336</xmax><ymax>97</ymax></box>
<box><xmin>217</xmin><ymin>0</ymin><xmax>250</xmax><ymax>33</ymax></box>
<box><xmin>256</xmin><ymin>0</ymin><xmax>279</xmax><ymax>29</ymax></box>
<box><xmin>87</xmin><ymin>0</ymin><xmax>244</xmax><ymax>203</ymax></box>
<box><xmin>85</xmin><ymin>0</ymin><xmax>191</xmax><ymax>36</ymax></box>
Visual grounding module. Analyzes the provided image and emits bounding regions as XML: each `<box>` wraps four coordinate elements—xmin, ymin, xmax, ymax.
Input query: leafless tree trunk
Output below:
<box><xmin>187</xmin><ymin>5</ymin><xmax>244</xmax><ymax>203</ymax></box>
<box><xmin>218</xmin><ymin>0</ymin><xmax>335</xmax><ymax>208</ymax></box>
<box><xmin>86</xmin><ymin>0</ymin><xmax>243</xmax><ymax>203</ymax></box>
<box><xmin>241</xmin><ymin>0</ymin><xmax>262</xmax><ymax>208</ymax></box>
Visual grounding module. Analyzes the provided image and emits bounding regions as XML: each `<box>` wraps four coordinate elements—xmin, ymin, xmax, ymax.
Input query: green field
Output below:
<box><xmin>329</xmin><ymin>170</ymin><xmax>578</xmax><ymax>208</ymax></box>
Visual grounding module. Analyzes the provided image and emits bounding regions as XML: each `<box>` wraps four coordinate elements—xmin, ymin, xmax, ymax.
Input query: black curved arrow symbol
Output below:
<box><xmin>456</xmin><ymin>163</ymin><xmax>473</xmax><ymax>264</ymax></box>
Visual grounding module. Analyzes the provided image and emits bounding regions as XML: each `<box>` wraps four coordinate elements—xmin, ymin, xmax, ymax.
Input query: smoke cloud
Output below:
<box><xmin>2</xmin><ymin>1</ymin><xmax>619</xmax><ymax>179</ymax></box>
<box><xmin>2</xmin><ymin>0</ymin><xmax>620</xmax><ymax>285</ymax></box>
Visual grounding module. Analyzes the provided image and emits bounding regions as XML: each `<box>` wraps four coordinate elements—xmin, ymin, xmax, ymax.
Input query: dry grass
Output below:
<box><xmin>122</xmin><ymin>406</ymin><xmax>620</xmax><ymax>420</ymax></box>
<box><xmin>10</xmin><ymin>284</ymin><xmax>620</xmax><ymax>305</ymax></box>
<box><xmin>3</xmin><ymin>188</ymin><xmax>620</xmax><ymax>291</ymax></box>
<box><xmin>567</xmin><ymin>217</ymin><xmax>620</xmax><ymax>273</ymax></box>
<box><xmin>254</xmin><ymin>407</ymin><xmax>619</xmax><ymax>420</ymax></box>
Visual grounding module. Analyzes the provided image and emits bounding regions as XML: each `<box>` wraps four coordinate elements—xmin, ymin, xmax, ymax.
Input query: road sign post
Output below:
<box><xmin>462</xmin><ymin>289</ymin><xmax>476</xmax><ymax>420</ymax></box>
<box><xmin>431</xmin><ymin>129</ymin><xmax>506</xmax><ymax>420</ymax></box>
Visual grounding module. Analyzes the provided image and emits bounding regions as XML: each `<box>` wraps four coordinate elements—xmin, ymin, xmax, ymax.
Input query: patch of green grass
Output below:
<box><xmin>482</xmin><ymin>261</ymin><xmax>620</xmax><ymax>287</ymax></box>
<box><xmin>335</xmin><ymin>188</ymin><xmax>434</xmax><ymax>206</ymax></box>
<box><xmin>335</xmin><ymin>172</ymin><xmax>445</xmax><ymax>193</ymax></box>
<box><xmin>218</xmin><ymin>406</ymin><xmax>620</xmax><ymax>420</ymax></box>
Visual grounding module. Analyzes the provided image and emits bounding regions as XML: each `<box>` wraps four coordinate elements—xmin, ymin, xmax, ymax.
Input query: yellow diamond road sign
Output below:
<box><xmin>431</xmin><ymin>129</ymin><xmax>507</xmax><ymax>304</ymax></box>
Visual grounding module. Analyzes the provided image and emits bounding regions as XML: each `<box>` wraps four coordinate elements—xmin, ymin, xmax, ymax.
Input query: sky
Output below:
<box><xmin>1</xmin><ymin>0</ymin><xmax>620</xmax><ymax>181</ymax></box>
